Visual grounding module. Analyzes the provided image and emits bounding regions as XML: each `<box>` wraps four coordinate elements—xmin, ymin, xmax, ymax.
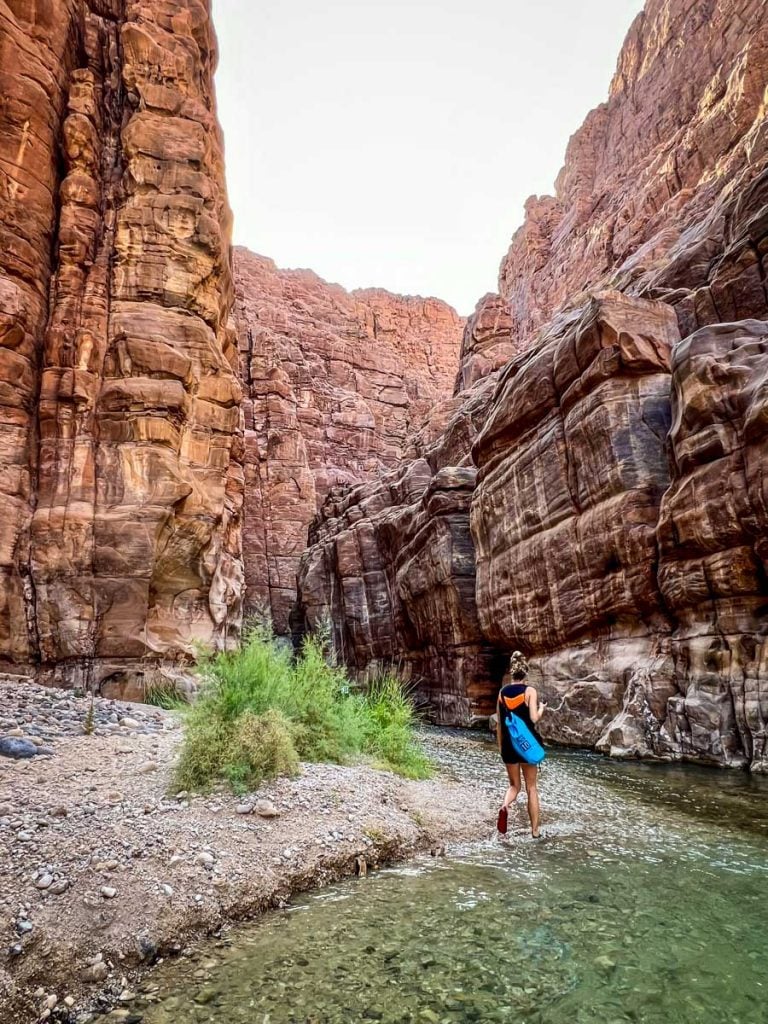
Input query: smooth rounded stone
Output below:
<box><xmin>254</xmin><ymin>799</ymin><xmax>280</xmax><ymax>819</ymax></box>
<box><xmin>235</xmin><ymin>803</ymin><xmax>252</xmax><ymax>815</ymax></box>
<box><xmin>100</xmin><ymin>886</ymin><xmax>118</xmax><ymax>899</ymax></box>
<box><xmin>194</xmin><ymin>852</ymin><xmax>215</xmax><ymax>869</ymax></box>
<box><xmin>35</xmin><ymin>873</ymin><xmax>53</xmax><ymax>890</ymax></box>
<box><xmin>120</xmin><ymin>718</ymin><xmax>140</xmax><ymax>729</ymax></box>
<box><xmin>82</xmin><ymin>961</ymin><xmax>109</xmax><ymax>983</ymax></box>
<box><xmin>49</xmin><ymin>879</ymin><xmax>70</xmax><ymax>895</ymax></box>
<box><xmin>0</xmin><ymin>737</ymin><xmax>41</xmax><ymax>760</ymax></box>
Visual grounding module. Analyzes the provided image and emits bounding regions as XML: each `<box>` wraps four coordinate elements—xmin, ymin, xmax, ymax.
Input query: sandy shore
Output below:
<box><xmin>0</xmin><ymin>683</ymin><xmax>495</xmax><ymax>1023</ymax></box>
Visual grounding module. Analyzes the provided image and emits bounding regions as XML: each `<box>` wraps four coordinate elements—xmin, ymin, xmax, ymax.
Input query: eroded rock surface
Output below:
<box><xmin>233</xmin><ymin>249</ymin><xmax>462</xmax><ymax>632</ymax></box>
<box><xmin>499</xmin><ymin>0</ymin><xmax>768</xmax><ymax>348</ymax></box>
<box><xmin>296</xmin><ymin>373</ymin><xmax>503</xmax><ymax>724</ymax></box>
<box><xmin>0</xmin><ymin>1</ymin><xmax>242</xmax><ymax>695</ymax></box>
<box><xmin>296</xmin><ymin>0</ymin><xmax>768</xmax><ymax>766</ymax></box>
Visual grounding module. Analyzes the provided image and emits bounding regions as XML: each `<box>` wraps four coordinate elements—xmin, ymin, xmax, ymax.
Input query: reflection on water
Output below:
<box><xmin>106</xmin><ymin>736</ymin><xmax>768</xmax><ymax>1024</ymax></box>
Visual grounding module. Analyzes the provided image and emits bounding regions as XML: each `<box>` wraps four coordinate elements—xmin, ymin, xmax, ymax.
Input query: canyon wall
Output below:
<box><xmin>0</xmin><ymin>0</ymin><xmax>242</xmax><ymax>697</ymax></box>
<box><xmin>296</xmin><ymin>0</ymin><xmax>768</xmax><ymax>769</ymax></box>
<box><xmin>233</xmin><ymin>248</ymin><xmax>462</xmax><ymax>633</ymax></box>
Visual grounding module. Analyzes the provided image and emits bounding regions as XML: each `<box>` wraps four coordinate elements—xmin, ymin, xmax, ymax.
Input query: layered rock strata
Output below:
<box><xmin>233</xmin><ymin>249</ymin><xmax>462</xmax><ymax>633</ymax></box>
<box><xmin>297</xmin><ymin>379</ymin><xmax>502</xmax><ymax>723</ymax></box>
<box><xmin>0</xmin><ymin>1</ymin><xmax>241</xmax><ymax>695</ymax></box>
<box><xmin>296</xmin><ymin>0</ymin><xmax>768</xmax><ymax>765</ymax></box>
<box><xmin>499</xmin><ymin>0</ymin><xmax>768</xmax><ymax>347</ymax></box>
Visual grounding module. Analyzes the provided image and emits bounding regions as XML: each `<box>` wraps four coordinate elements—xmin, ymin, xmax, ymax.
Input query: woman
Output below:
<box><xmin>496</xmin><ymin>651</ymin><xmax>546</xmax><ymax>839</ymax></box>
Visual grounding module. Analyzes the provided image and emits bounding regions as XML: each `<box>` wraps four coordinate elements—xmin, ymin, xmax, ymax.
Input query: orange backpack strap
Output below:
<box><xmin>502</xmin><ymin>693</ymin><xmax>526</xmax><ymax>712</ymax></box>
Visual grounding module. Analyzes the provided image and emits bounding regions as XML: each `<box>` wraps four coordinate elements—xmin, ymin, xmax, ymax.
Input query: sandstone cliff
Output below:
<box><xmin>233</xmin><ymin>249</ymin><xmax>463</xmax><ymax>633</ymax></box>
<box><xmin>0</xmin><ymin>1</ymin><xmax>242</xmax><ymax>696</ymax></box>
<box><xmin>296</xmin><ymin>0</ymin><xmax>768</xmax><ymax>769</ymax></box>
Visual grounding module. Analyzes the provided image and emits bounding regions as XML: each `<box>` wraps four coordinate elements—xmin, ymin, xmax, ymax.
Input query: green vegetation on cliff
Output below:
<box><xmin>175</xmin><ymin>627</ymin><xmax>431</xmax><ymax>791</ymax></box>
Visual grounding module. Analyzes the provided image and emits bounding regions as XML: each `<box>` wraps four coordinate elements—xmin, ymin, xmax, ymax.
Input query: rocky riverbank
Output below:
<box><xmin>0</xmin><ymin>682</ymin><xmax>496</xmax><ymax>1023</ymax></box>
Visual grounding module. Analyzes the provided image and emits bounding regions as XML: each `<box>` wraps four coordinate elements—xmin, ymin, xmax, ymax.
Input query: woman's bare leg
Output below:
<box><xmin>503</xmin><ymin>763</ymin><xmax>521</xmax><ymax>808</ymax></box>
<box><xmin>521</xmin><ymin>763</ymin><xmax>541</xmax><ymax>837</ymax></box>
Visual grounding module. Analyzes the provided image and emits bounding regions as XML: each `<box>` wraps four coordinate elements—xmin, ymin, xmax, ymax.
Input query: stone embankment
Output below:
<box><xmin>0</xmin><ymin>682</ymin><xmax>495</xmax><ymax>1022</ymax></box>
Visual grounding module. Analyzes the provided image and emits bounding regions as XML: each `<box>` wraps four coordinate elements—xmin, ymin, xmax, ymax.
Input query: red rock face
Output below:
<box><xmin>499</xmin><ymin>0</ymin><xmax>768</xmax><ymax>348</ymax></box>
<box><xmin>233</xmin><ymin>249</ymin><xmax>463</xmax><ymax>633</ymax></box>
<box><xmin>297</xmin><ymin>384</ymin><xmax>503</xmax><ymax>723</ymax></box>
<box><xmin>296</xmin><ymin>0</ymin><xmax>768</xmax><ymax>766</ymax></box>
<box><xmin>454</xmin><ymin>293</ymin><xmax>519</xmax><ymax>395</ymax></box>
<box><xmin>0</xmin><ymin>1</ymin><xmax>242</xmax><ymax>695</ymax></box>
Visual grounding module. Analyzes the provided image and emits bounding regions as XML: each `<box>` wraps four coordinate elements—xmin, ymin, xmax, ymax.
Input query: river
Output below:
<box><xmin>104</xmin><ymin>732</ymin><xmax>768</xmax><ymax>1024</ymax></box>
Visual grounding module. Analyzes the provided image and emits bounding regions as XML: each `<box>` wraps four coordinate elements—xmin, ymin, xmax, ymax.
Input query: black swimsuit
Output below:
<box><xmin>498</xmin><ymin>683</ymin><xmax>544</xmax><ymax>765</ymax></box>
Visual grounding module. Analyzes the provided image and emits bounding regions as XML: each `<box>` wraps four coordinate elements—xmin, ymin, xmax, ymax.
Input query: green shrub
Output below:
<box><xmin>360</xmin><ymin>675</ymin><xmax>433</xmax><ymax>779</ymax></box>
<box><xmin>144</xmin><ymin>682</ymin><xmax>189</xmax><ymax>710</ymax></box>
<box><xmin>224</xmin><ymin>708</ymin><xmax>300</xmax><ymax>791</ymax></box>
<box><xmin>174</xmin><ymin>629</ymin><xmax>432</xmax><ymax>791</ymax></box>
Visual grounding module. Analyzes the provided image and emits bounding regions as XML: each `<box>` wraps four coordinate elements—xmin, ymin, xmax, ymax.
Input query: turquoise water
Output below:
<box><xmin>111</xmin><ymin>737</ymin><xmax>768</xmax><ymax>1024</ymax></box>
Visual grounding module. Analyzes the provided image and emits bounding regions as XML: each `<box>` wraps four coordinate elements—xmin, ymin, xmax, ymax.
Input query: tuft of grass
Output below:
<box><xmin>144</xmin><ymin>683</ymin><xmax>189</xmax><ymax>710</ymax></box>
<box><xmin>174</xmin><ymin>628</ymin><xmax>432</xmax><ymax>792</ymax></box>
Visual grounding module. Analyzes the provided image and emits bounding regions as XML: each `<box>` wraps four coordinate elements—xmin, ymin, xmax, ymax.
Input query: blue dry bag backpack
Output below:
<box><xmin>503</xmin><ymin>697</ymin><xmax>546</xmax><ymax>765</ymax></box>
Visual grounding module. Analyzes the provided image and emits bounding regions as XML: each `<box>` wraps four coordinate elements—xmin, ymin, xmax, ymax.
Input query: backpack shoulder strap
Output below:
<box><xmin>502</xmin><ymin>693</ymin><xmax>526</xmax><ymax>712</ymax></box>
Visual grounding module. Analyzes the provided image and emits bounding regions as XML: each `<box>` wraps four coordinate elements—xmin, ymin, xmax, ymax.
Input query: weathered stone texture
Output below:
<box><xmin>233</xmin><ymin>249</ymin><xmax>463</xmax><ymax>633</ymax></box>
<box><xmin>654</xmin><ymin>320</ymin><xmax>768</xmax><ymax>769</ymax></box>
<box><xmin>499</xmin><ymin>0</ymin><xmax>768</xmax><ymax>348</ymax></box>
<box><xmin>0</xmin><ymin>1</ymin><xmax>242</xmax><ymax>695</ymax></box>
<box><xmin>454</xmin><ymin>293</ymin><xmax>519</xmax><ymax>395</ymax></box>
<box><xmin>296</xmin><ymin>0</ymin><xmax>768</xmax><ymax>767</ymax></box>
<box><xmin>471</xmin><ymin>292</ymin><xmax>680</xmax><ymax>744</ymax></box>
<box><xmin>295</xmin><ymin>363</ymin><xmax>505</xmax><ymax>723</ymax></box>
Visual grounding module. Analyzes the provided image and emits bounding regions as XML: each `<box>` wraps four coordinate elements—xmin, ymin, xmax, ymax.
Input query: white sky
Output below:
<box><xmin>212</xmin><ymin>0</ymin><xmax>644</xmax><ymax>315</ymax></box>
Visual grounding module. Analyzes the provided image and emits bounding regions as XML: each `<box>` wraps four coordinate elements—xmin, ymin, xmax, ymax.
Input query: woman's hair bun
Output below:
<box><xmin>509</xmin><ymin>650</ymin><xmax>529</xmax><ymax>677</ymax></box>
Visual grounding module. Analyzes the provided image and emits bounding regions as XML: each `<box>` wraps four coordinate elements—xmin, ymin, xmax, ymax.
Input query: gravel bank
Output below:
<box><xmin>0</xmin><ymin>682</ymin><xmax>496</xmax><ymax>1022</ymax></box>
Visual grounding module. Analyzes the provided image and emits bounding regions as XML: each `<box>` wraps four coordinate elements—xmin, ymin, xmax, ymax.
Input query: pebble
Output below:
<box><xmin>235</xmin><ymin>803</ymin><xmax>252</xmax><ymax>815</ymax></box>
<box><xmin>119</xmin><ymin>719</ymin><xmax>140</xmax><ymax>730</ymax></box>
<box><xmin>100</xmin><ymin>886</ymin><xmax>118</xmax><ymax>899</ymax></box>
<box><xmin>82</xmin><ymin>961</ymin><xmax>109</xmax><ymax>983</ymax></box>
<box><xmin>194</xmin><ymin>852</ymin><xmax>215</xmax><ymax>869</ymax></box>
<box><xmin>35</xmin><ymin>873</ymin><xmax>53</xmax><ymax>890</ymax></box>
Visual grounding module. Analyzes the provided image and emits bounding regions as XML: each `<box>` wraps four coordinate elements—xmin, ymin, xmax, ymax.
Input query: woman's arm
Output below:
<box><xmin>496</xmin><ymin>689</ymin><xmax>503</xmax><ymax>752</ymax></box>
<box><xmin>526</xmin><ymin>686</ymin><xmax>547</xmax><ymax>724</ymax></box>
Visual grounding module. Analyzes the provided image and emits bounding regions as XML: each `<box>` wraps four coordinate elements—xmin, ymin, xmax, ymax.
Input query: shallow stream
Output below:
<box><xmin>109</xmin><ymin>734</ymin><xmax>768</xmax><ymax>1024</ymax></box>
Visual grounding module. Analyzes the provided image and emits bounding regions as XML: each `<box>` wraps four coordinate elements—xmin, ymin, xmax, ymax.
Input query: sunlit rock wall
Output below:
<box><xmin>233</xmin><ymin>249</ymin><xmax>463</xmax><ymax>634</ymax></box>
<box><xmin>0</xmin><ymin>1</ymin><xmax>242</xmax><ymax>696</ymax></box>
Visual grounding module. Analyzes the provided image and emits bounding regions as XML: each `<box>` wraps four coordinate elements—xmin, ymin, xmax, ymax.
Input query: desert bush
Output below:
<box><xmin>175</xmin><ymin>628</ymin><xmax>431</xmax><ymax>791</ymax></box>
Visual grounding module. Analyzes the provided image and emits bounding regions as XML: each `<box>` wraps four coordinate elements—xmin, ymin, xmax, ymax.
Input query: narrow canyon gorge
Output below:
<box><xmin>1</xmin><ymin>0</ymin><xmax>767</xmax><ymax>769</ymax></box>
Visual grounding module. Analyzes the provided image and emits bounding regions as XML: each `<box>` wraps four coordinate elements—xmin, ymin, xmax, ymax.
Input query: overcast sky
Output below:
<box><xmin>212</xmin><ymin>0</ymin><xmax>644</xmax><ymax>314</ymax></box>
